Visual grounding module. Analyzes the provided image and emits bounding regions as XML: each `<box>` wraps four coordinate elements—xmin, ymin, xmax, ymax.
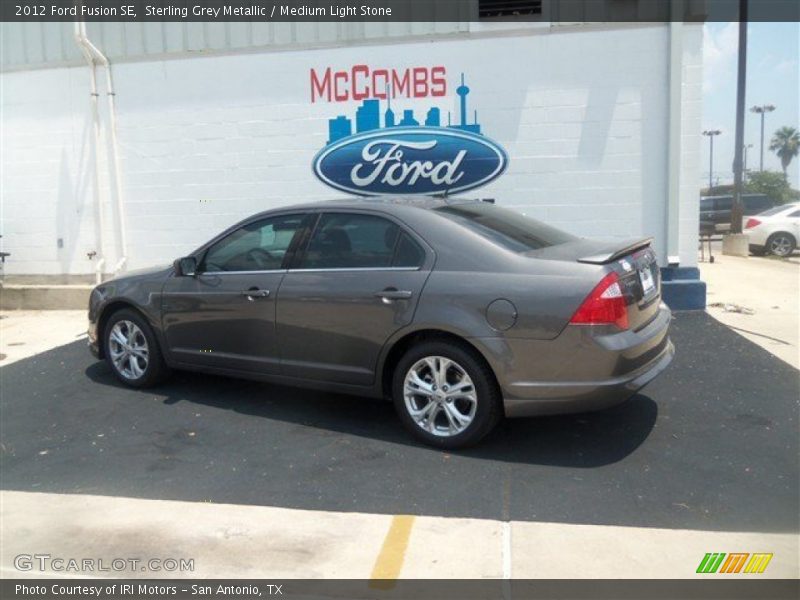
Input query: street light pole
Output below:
<box><xmin>731</xmin><ymin>3</ymin><xmax>748</xmax><ymax>236</ymax></box>
<box><xmin>750</xmin><ymin>104</ymin><xmax>776</xmax><ymax>171</ymax></box>
<box><xmin>702</xmin><ymin>130</ymin><xmax>721</xmax><ymax>190</ymax></box>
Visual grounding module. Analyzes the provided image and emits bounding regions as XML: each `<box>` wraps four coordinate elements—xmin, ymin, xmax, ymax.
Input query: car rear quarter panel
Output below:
<box><xmin>414</xmin><ymin>268</ymin><xmax>597</xmax><ymax>341</ymax></box>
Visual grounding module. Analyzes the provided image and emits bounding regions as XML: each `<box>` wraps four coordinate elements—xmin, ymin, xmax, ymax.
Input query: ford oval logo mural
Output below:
<box><xmin>313</xmin><ymin>128</ymin><xmax>507</xmax><ymax>196</ymax></box>
<box><xmin>311</xmin><ymin>72</ymin><xmax>508</xmax><ymax>196</ymax></box>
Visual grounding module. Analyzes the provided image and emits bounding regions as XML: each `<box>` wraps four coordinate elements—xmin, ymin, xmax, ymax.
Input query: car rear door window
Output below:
<box><xmin>392</xmin><ymin>232</ymin><xmax>425</xmax><ymax>267</ymax></box>
<box><xmin>201</xmin><ymin>214</ymin><xmax>305</xmax><ymax>272</ymax></box>
<box><xmin>300</xmin><ymin>213</ymin><xmax>401</xmax><ymax>269</ymax></box>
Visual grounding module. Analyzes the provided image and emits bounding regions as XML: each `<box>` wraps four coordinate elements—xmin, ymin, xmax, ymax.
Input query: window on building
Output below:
<box><xmin>479</xmin><ymin>0</ymin><xmax>543</xmax><ymax>19</ymax></box>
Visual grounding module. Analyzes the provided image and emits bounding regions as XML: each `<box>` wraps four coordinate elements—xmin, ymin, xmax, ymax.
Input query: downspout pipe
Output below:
<box><xmin>73</xmin><ymin>22</ymin><xmax>106</xmax><ymax>285</ymax></box>
<box><xmin>74</xmin><ymin>21</ymin><xmax>129</xmax><ymax>278</ymax></box>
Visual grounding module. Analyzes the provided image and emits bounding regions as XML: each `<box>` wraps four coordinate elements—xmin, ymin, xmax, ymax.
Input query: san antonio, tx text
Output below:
<box><xmin>16</xmin><ymin>584</ymin><xmax>281</xmax><ymax>596</ymax></box>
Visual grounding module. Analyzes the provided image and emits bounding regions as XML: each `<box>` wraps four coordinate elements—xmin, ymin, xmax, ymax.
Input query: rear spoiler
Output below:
<box><xmin>577</xmin><ymin>237</ymin><xmax>653</xmax><ymax>265</ymax></box>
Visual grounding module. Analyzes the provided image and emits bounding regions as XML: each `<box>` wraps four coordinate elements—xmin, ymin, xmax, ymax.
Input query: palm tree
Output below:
<box><xmin>769</xmin><ymin>126</ymin><xmax>800</xmax><ymax>179</ymax></box>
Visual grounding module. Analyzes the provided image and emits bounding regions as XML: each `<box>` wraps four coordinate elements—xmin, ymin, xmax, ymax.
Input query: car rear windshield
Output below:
<box><xmin>434</xmin><ymin>203</ymin><xmax>577</xmax><ymax>252</ymax></box>
<box><xmin>758</xmin><ymin>205</ymin><xmax>794</xmax><ymax>217</ymax></box>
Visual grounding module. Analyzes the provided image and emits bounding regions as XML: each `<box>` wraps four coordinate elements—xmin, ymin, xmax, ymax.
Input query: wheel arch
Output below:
<box><xmin>379</xmin><ymin>328</ymin><xmax>502</xmax><ymax>404</ymax></box>
<box><xmin>766</xmin><ymin>230</ymin><xmax>797</xmax><ymax>255</ymax></box>
<box><xmin>96</xmin><ymin>300</ymin><xmax>148</xmax><ymax>359</ymax></box>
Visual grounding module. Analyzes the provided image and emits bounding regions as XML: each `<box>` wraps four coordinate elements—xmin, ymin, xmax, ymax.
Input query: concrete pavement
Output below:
<box><xmin>2</xmin><ymin>491</ymin><xmax>797</xmax><ymax>579</ymax></box>
<box><xmin>700</xmin><ymin>253</ymin><xmax>799</xmax><ymax>368</ymax></box>
<box><xmin>0</xmin><ymin>310</ymin><xmax>86</xmax><ymax>365</ymax></box>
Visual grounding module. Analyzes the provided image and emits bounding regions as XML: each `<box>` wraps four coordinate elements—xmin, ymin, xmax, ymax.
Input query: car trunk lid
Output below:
<box><xmin>527</xmin><ymin>237</ymin><xmax>662</xmax><ymax>332</ymax></box>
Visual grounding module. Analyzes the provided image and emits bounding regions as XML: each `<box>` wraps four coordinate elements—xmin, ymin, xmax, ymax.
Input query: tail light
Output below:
<box><xmin>570</xmin><ymin>271</ymin><xmax>629</xmax><ymax>330</ymax></box>
<box><xmin>745</xmin><ymin>218</ymin><xmax>761</xmax><ymax>229</ymax></box>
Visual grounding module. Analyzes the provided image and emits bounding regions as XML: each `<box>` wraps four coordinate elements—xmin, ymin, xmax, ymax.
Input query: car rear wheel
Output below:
<box><xmin>392</xmin><ymin>341</ymin><xmax>502</xmax><ymax>449</ymax></box>
<box><xmin>105</xmin><ymin>308</ymin><xmax>169</xmax><ymax>388</ymax></box>
<box><xmin>766</xmin><ymin>232</ymin><xmax>796</xmax><ymax>257</ymax></box>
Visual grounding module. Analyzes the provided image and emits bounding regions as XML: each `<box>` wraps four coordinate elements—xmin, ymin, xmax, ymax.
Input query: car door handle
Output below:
<box><xmin>375</xmin><ymin>289</ymin><xmax>413</xmax><ymax>303</ymax></box>
<box><xmin>241</xmin><ymin>288</ymin><xmax>270</xmax><ymax>300</ymax></box>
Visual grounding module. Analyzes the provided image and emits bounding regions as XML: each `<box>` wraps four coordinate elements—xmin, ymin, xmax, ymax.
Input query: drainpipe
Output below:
<box><xmin>665</xmin><ymin>17</ymin><xmax>683</xmax><ymax>270</ymax></box>
<box><xmin>73</xmin><ymin>22</ymin><xmax>106</xmax><ymax>284</ymax></box>
<box><xmin>73</xmin><ymin>21</ymin><xmax>129</xmax><ymax>278</ymax></box>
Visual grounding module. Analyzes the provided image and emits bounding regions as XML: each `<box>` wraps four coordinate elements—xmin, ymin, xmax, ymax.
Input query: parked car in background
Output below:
<box><xmin>700</xmin><ymin>194</ymin><xmax>776</xmax><ymax>232</ymax></box>
<box><xmin>745</xmin><ymin>203</ymin><xmax>800</xmax><ymax>257</ymax></box>
<box><xmin>87</xmin><ymin>198</ymin><xmax>673</xmax><ymax>449</ymax></box>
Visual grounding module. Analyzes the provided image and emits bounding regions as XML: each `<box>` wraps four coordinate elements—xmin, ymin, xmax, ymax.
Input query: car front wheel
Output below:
<box><xmin>104</xmin><ymin>308</ymin><xmax>169</xmax><ymax>388</ymax></box>
<box><xmin>392</xmin><ymin>341</ymin><xmax>502</xmax><ymax>449</ymax></box>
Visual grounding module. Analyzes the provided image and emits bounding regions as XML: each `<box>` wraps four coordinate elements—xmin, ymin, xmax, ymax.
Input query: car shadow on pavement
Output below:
<box><xmin>83</xmin><ymin>360</ymin><xmax>657</xmax><ymax>468</ymax></box>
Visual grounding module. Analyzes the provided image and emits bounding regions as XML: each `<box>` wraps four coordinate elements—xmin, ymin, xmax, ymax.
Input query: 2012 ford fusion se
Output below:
<box><xmin>88</xmin><ymin>198</ymin><xmax>674</xmax><ymax>448</ymax></box>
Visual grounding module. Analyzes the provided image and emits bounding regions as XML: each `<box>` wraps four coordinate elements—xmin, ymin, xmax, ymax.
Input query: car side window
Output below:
<box><xmin>299</xmin><ymin>213</ymin><xmax>403</xmax><ymax>269</ymax></box>
<box><xmin>393</xmin><ymin>232</ymin><xmax>425</xmax><ymax>267</ymax></box>
<box><xmin>201</xmin><ymin>214</ymin><xmax>305</xmax><ymax>272</ymax></box>
<box><xmin>716</xmin><ymin>197</ymin><xmax>732</xmax><ymax>211</ymax></box>
<box><xmin>789</xmin><ymin>210</ymin><xmax>800</xmax><ymax>218</ymax></box>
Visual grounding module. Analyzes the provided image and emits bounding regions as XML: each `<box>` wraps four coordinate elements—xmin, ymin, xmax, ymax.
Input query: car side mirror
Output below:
<box><xmin>174</xmin><ymin>256</ymin><xmax>197</xmax><ymax>277</ymax></box>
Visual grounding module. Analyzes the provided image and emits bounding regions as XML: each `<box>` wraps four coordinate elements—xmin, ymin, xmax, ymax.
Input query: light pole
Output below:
<box><xmin>702</xmin><ymin>130</ymin><xmax>721</xmax><ymax>190</ymax></box>
<box><xmin>743</xmin><ymin>143</ymin><xmax>753</xmax><ymax>173</ymax></box>
<box><xmin>750</xmin><ymin>104</ymin><xmax>775</xmax><ymax>171</ymax></box>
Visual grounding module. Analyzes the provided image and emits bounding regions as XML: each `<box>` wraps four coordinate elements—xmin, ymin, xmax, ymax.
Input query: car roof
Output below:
<box><xmin>246</xmin><ymin>196</ymin><xmax>489</xmax><ymax>220</ymax></box>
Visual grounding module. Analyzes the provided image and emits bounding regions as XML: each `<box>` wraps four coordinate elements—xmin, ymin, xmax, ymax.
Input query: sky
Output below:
<box><xmin>702</xmin><ymin>21</ymin><xmax>799</xmax><ymax>188</ymax></box>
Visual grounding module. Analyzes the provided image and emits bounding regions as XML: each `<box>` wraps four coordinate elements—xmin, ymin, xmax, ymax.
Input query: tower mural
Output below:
<box><xmin>326</xmin><ymin>73</ymin><xmax>483</xmax><ymax>145</ymax></box>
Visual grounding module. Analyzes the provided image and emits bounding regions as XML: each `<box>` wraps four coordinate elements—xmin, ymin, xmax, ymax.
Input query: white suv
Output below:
<box><xmin>745</xmin><ymin>203</ymin><xmax>800</xmax><ymax>257</ymax></box>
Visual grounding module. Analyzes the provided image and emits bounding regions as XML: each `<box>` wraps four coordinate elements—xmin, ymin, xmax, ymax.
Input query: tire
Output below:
<box><xmin>392</xmin><ymin>340</ymin><xmax>502</xmax><ymax>449</ymax></box>
<box><xmin>766</xmin><ymin>232</ymin><xmax>796</xmax><ymax>257</ymax></box>
<box><xmin>104</xmin><ymin>308</ymin><xmax>169</xmax><ymax>388</ymax></box>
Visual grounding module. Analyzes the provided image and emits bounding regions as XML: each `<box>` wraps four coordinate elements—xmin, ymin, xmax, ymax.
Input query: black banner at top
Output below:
<box><xmin>1</xmin><ymin>0</ymin><xmax>799</xmax><ymax>23</ymax></box>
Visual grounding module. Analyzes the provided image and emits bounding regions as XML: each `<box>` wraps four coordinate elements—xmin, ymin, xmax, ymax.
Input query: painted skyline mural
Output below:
<box><xmin>326</xmin><ymin>73</ymin><xmax>483</xmax><ymax>144</ymax></box>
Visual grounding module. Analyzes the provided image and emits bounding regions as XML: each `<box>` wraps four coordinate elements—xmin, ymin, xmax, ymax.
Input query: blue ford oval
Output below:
<box><xmin>313</xmin><ymin>127</ymin><xmax>508</xmax><ymax>196</ymax></box>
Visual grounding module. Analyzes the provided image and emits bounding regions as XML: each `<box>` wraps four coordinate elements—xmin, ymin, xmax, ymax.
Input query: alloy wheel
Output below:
<box><xmin>769</xmin><ymin>235</ymin><xmax>793</xmax><ymax>257</ymax></box>
<box><xmin>403</xmin><ymin>356</ymin><xmax>477</xmax><ymax>437</ymax></box>
<box><xmin>108</xmin><ymin>320</ymin><xmax>150</xmax><ymax>380</ymax></box>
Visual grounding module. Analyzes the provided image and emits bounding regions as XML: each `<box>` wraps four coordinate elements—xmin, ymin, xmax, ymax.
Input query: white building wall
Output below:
<box><xmin>0</xmin><ymin>24</ymin><xmax>703</xmax><ymax>278</ymax></box>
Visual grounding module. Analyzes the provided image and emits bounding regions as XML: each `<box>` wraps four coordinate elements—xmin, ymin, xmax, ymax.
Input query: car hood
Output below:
<box><xmin>101</xmin><ymin>264</ymin><xmax>173</xmax><ymax>287</ymax></box>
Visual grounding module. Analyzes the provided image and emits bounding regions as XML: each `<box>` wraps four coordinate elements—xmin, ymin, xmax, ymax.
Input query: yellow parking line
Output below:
<box><xmin>369</xmin><ymin>515</ymin><xmax>415</xmax><ymax>587</ymax></box>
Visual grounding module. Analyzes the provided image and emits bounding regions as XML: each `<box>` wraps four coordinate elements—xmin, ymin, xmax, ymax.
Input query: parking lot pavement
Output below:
<box><xmin>0</xmin><ymin>310</ymin><xmax>86</xmax><ymax>365</ymax></box>
<box><xmin>1</xmin><ymin>312</ymin><xmax>797</xmax><ymax>535</ymax></box>
<box><xmin>700</xmin><ymin>253</ymin><xmax>799</xmax><ymax>368</ymax></box>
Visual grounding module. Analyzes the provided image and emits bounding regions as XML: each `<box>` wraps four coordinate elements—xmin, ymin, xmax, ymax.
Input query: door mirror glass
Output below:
<box><xmin>175</xmin><ymin>256</ymin><xmax>197</xmax><ymax>277</ymax></box>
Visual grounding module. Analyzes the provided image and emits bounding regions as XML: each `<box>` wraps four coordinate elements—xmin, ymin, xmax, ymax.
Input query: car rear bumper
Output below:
<box><xmin>502</xmin><ymin>339</ymin><xmax>673</xmax><ymax>417</ymax></box>
<box><xmin>745</xmin><ymin>229</ymin><xmax>767</xmax><ymax>246</ymax></box>
<box><xmin>489</xmin><ymin>303</ymin><xmax>674</xmax><ymax>418</ymax></box>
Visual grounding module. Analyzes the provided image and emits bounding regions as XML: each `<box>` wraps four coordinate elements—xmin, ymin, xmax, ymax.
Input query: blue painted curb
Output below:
<box><xmin>660</xmin><ymin>267</ymin><xmax>706</xmax><ymax>310</ymax></box>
